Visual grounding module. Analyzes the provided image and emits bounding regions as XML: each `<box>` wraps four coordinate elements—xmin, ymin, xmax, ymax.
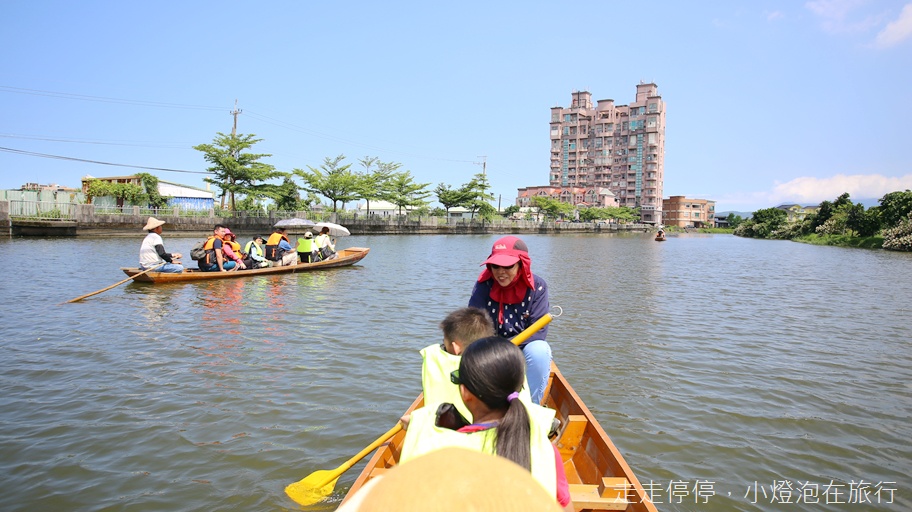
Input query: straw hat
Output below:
<box><xmin>142</xmin><ymin>217</ymin><xmax>166</xmax><ymax>231</ymax></box>
<box><xmin>339</xmin><ymin>447</ymin><xmax>560</xmax><ymax>512</ymax></box>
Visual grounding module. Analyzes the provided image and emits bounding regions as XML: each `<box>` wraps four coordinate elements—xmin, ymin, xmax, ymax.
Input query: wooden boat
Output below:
<box><xmin>654</xmin><ymin>235</ymin><xmax>666</xmax><ymax>242</ymax></box>
<box><xmin>341</xmin><ymin>363</ymin><xmax>658</xmax><ymax>512</ymax></box>
<box><xmin>120</xmin><ymin>247</ymin><xmax>369</xmax><ymax>283</ymax></box>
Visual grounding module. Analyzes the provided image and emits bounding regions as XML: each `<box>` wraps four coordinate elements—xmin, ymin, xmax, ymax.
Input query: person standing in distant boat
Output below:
<box><xmin>468</xmin><ymin>236</ymin><xmax>552</xmax><ymax>405</ymax></box>
<box><xmin>138</xmin><ymin>217</ymin><xmax>183</xmax><ymax>273</ymax></box>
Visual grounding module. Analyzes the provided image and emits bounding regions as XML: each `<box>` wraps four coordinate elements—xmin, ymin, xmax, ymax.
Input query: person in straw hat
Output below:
<box><xmin>336</xmin><ymin>446</ymin><xmax>563</xmax><ymax>512</ymax></box>
<box><xmin>138</xmin><ymin>217</ymin><xmax>184</xmax><ymax>273</ymax></box>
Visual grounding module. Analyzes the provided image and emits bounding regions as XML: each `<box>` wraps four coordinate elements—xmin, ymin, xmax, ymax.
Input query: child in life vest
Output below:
<box><xmin>400</xmin><ymin>336</ymin><xmax>572</xmax><ymax>510</ymax></box>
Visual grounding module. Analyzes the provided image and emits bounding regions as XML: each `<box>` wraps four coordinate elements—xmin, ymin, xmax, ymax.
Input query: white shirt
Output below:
<box><xmin>139</xmin><ymin>232</ymin><xmax>165</xmax><ymax>267</ymax></box>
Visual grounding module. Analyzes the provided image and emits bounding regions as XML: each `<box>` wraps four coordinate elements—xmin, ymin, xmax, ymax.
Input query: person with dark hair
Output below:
<box><xmin>265</xmin><ymin>226</ymin><xmax>297</xmax><ymax>266</ymax></box>
<box><xmin>420</xmin><ymin>307</ymin><xmax>497</xmax><ymax>422</ymax></box>
<box><xmin>315</xmin><ymin>226</ymin><xmax>338</xmax><ymax>260</ymax></box>
<box><xmin>399</xmin><ymin>336</ymin><xmax>571</xmax><ymax>510</ymax></box>
<box><xmin>469</xmin><ymin>236</ymin><xmax>552</xmax><ymax>404</ymax></box>
<box><xmin>244</xmin><ymin>235</ymin><xmax>269</xmax><ymax>268</ymax></box>
<box><xmin>198</xmin><ymin>224</ymin><xmax>237</xmax><ymax>272</ymax></box>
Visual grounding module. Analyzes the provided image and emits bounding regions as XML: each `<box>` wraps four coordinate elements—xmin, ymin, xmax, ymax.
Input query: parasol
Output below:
<box><xmin>275</xmin><ymin>218</ymin><xmax>316</xmax><ymax>228</ymax></box>
<box><xmin>313</xmin><ymin>221</ymin><xmax>351</xmax><ymax>237</ymax></box>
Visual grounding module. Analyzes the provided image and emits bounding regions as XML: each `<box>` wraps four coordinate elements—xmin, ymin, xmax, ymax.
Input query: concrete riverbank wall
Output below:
<box><xmin>1</xmin><ymin>201</ymin><xmax>651</xmax><ymax>237</ymax></box>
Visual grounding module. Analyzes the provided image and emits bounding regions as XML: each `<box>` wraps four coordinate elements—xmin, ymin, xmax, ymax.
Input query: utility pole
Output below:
<box><xmin>224</xmin><ymin>99</ymin><xmax>243</xmax><ymax>210</ymax></box>
<box><xmin>230</xmin><ymin>99</ymin><xmax>242</xmax><ymax>136</ymax></box>
<box><xmin>475</xmin><ymin>155</ymin><xmax>487</xmax><ymax>176</ymax></box>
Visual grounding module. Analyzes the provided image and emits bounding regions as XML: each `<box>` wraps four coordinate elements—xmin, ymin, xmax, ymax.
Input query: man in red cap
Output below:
<box><xmin>468</xmin><ymin>236</ymin><xmax>552</xmax><ymax>404</ymax></box>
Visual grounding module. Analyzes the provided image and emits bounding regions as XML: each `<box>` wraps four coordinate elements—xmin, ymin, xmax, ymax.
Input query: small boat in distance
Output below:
<box><xmin>655</xmin><ymin>230</ymin><xmax>666</xmax><ymax>242</ymax></box>
<box><xmin>341</xmin><ymin>363</ymin><xmax>658</xmax><ymax>512</ymax></box>
<box><xmin>120</xmin><ymin>247</ymin><xmax>369</xmax><ymax>283</ymax></box>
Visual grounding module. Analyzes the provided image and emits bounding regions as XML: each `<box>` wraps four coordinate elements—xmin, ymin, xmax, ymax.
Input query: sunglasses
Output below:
<box><xmin>489</xmin><ymin>263</ymin><xmax>517</xmax><ymax>270</ymax></box>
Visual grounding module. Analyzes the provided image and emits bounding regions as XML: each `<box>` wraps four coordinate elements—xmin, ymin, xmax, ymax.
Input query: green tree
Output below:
<box><xmin>879</xmin><ymin>190</ymin><xmax>912</xmax><ymax>227</ymax></box>
<box><xmin>531</xmin><ymin>196</ymin><xmax>573</xmax><ymax>219</ymax></box>
<box><xmin>273</xmin><ymin>176</ymin><xmax>303</xmax><ymax>211</ymax></box>
<box><xmin>194</xmin><ymin>132</ymin><xmax>282</xmax><ymax>211</ymax></box>
<box><xmin>462</xmin><ymin>173</ymin><xmax>495</xmax><ymax>220</ymax></box>
<box><xmin>435</xmin><ymin>183</ymin><xmax>472</xmax><ymax>217</ymax></box>
<box><xmin>355</xmin><ymin>156</ymin><xmax>398</xmax><ymax>216</ymax></box>
<box><xmin>293</xmin><ymin>155</ymin><xmax>359</xmax><ymax>212</ymax></box>
<box><xmin>502</xmin><ymin>204</ymin><xmax>520</xmax><ymax>218</ymax></box>
<box><xmin>736</xmin><ymin>207</ymin><xmax>787</xmax><ymax>238</ymax></box>
<box><xmin>726</xmin><ymin>213</ymin><xmax>744</xmax><ymax>229</ymax></box>
<box><xmin>386</xmin><ymin>171</ymin><xmax>431</xmax><ymax>215</ymax></box>
<box><xmin>136</xmin><ymin>173</ymin><xmax>169</xmax><ymax>208</ymax></box>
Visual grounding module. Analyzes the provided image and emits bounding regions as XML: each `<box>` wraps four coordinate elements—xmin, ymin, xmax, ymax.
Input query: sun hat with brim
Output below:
<box><xmin>482</xmin><ymin>235</ymin><xmax>529</xmax><ymax>267</ymax></box>
<box><xmin>339</xmin><ymin>447</ymin><xmax>561</xmax><ymax>512</ymax></box>
<box><xmin>142</xmin><ymin>217</ymin><xmax>166</xmax><ymax>231</ymax></box>
<box><xmin>304</xmin><ymin>232</ymin><xmax>313</xmax><ymax>238</ymax></box>
<box><xmin>254</xmin><ymin>235</ymin><xmax>266</xmax><ymax>241</ymax></box>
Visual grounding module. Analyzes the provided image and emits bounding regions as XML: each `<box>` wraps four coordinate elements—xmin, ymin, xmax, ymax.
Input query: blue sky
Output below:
<box><xmin>2</xmin><ymin>0</ymin><xmax>910</xmax><ymax>212</ymax></box>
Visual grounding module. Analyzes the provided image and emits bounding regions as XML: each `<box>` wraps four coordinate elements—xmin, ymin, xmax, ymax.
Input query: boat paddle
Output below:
<box><xmin>64</xmin><ymin>262</ymin><xmax>165</xmax><ymax>304</ymax></box>
<box><xmin>283</xmin><ymin>312</ymin><xmax>554</xmax><ymax>506</ymax></box>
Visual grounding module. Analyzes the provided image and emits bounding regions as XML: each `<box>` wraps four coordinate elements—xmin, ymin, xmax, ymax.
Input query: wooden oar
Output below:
<box><xmin>285</xmin><ymin>423</ymin><xmax>402</xmax><ymax>506</ymax></box>
<box><xmin>283</xmin><ymin>312</ymin><xmax>554</xmax><ymax>506</ymax></box>
<box><xmin>509</xmin><ymin>313</ymin><xmax>552</xmax><ymax>346</ymax></box>
<box><xmin>65</xmin><ymin>262</ymin><xmax>165</xmax><ymax>303</ymax></box>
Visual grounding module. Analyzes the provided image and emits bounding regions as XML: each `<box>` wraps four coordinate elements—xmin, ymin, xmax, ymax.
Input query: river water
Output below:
<box><xmin>0</xmin><ymin>233</ymin><xmax>909</xmax><ymax>511</ymax></box>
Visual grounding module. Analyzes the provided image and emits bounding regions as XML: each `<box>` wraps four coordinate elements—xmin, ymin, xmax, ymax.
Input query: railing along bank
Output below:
<box><xmin>3</xmin><ymin>201</ymin><xmax>652</xmax><ymax>236</ymax></box>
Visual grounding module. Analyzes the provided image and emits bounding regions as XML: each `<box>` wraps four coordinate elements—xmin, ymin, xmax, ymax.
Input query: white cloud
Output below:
<box><xmin>769</xmin><ymin>173</ymin><xmax>912</xmax><ymax>205</ymax></box>
<box><xmin>874</xmin><ymin>3</ymin><xmax>912</xmax><ymax>47</ymax></box>
<box><xmin>712</xmin><ymin>173</ymin><xmax>912</xmax><ymax>212</ymax></box>
<box><xmin>805</xmin><ymin>0</ymin><xmax>884</xmax><ymax>33</ymax></box>
<box><xmin>766</xmin><ymin>10</ymin><xmax>785</xmax><ymax>21</ymax></box>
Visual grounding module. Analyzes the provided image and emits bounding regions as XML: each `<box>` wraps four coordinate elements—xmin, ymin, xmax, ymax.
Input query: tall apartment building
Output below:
<box><xmin>539</xmin><ymin>83</ymin><xmax>666</xmax><ymax>224</ymax></box>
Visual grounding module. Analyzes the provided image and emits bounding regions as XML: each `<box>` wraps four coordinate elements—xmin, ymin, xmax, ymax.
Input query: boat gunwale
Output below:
<box><xmin>120</xmin><ymin>247</ymin><xmax>369</xmax><ymax>283</ymax></box>
<box><xmin>340</xmin><ymin>363</ymin><xmax>658</xmax><ymax>512</ymax></box>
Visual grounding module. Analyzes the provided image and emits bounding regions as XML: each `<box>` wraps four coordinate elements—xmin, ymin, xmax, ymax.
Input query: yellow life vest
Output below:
<box><xmin>296</xmin><ymin>238</ymin><xmax>315</xmax><ymax>253</ymax></box>
<box><xmin>244</xmin><ymin>240</ymin><xmax>263</xmax><ymax>258</ymax></box>
<box><xmin>400</xmin><ymin>404</ymin><xmax>557</xmax><ymax>497</ymax></box>
<box><xmin>420</xmin><ymin>344</ymin><xmax>534</xmax><ymax>424</ymax></box>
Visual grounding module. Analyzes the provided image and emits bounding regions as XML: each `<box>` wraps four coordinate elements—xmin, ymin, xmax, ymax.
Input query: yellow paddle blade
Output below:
<box><xmin>285</xmin><ymin>470</ymin><xmax>340</xmax><ymax>506</ymax></box>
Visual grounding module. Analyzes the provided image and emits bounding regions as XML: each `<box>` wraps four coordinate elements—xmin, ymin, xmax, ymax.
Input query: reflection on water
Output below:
<box><xmin>0</xmin><ymin>234</ymin><xmax>910</xmax><ymax>511</ymax></box>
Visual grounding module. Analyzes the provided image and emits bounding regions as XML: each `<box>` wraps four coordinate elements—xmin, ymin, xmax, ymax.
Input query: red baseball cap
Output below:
<box><xmin>482</xmin><ymin>236</ymin><xmax>529</xmax><ymax>266</ymax></box>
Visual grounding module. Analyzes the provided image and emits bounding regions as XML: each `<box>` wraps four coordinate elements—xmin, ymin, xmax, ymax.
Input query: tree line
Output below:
<box><xmin>734</xmin><ymin>190</ymin><xmax>912</xmax><ymax>251</ymax></box>
<box><xmin>191</xmin><ymin>132</ymin><xmax>503</xmax><ymax>219</ymax></box>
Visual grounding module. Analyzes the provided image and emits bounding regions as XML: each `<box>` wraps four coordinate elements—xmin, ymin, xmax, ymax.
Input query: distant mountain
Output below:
<box><xmin>715</xmin><ymin>211</ymin><xmax>752</xmax><ymax>219</ymax></box>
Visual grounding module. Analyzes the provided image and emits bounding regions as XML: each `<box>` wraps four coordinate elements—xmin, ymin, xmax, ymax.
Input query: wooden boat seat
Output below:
<box><xmin>556</xmin><ymin>414</ymin><xmax>588</xmax><ymax>462</ymax></box>
<box><xmin>569</xmin><ymin>477</ymin><xmax>631</xmax><ymax>511</ymax></box>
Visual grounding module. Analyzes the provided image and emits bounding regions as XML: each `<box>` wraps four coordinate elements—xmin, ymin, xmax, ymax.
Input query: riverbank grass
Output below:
<box><xmin>793</xmin><ymin>233</ymin><xmax>884</xmax><ymax>249</ymax></box>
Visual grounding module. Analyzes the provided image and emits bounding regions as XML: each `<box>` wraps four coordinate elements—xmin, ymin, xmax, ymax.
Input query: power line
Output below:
<box><xmin>2</xmin><ymin>85</ymin><xmax>481</xmax><ymax>167</ymax></box>
<box><xmin>0</xmin><ymin>86</ymin><xmax>225</xmax><ymax>111</ymax></box>
<box><xmin>0</xmin><ymin>133</ymin><xmax>191</xmax><ymax>149</ymax></box>
<box><xmin>0</xmin><ymin>146</ymin><xmax>210</xmax><ymax>174</ymax></box>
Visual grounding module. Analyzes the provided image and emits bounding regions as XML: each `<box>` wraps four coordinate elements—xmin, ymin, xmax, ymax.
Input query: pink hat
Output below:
<box><xmin>482</xmin><ymin>236</ymin><xmax>529</xmax><ymax>267</ymax></box>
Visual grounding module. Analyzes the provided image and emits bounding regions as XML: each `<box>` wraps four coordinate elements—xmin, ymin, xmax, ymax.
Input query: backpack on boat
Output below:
<box><xmin>189</xmin><ymin>239</ymin><xmax>207</xmax><ymax>261</ymax></box>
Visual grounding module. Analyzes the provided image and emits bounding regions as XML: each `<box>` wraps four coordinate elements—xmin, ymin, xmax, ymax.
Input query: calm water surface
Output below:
<box><xmin>0</xmin><ymin>233</ymin><xmax>909</xmax><ymax>511</ymax></box>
